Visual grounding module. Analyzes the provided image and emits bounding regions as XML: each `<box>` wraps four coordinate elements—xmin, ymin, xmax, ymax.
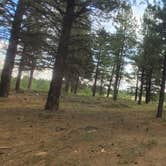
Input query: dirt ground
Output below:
<box><xmin>0</xmin><ymin>92</ymin><xmax>166</xmax><ymax>166</ymax></box>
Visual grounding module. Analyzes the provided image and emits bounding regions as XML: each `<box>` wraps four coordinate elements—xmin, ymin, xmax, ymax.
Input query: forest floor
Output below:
<box><xmin>0</xmin><ymin>92</ymin><xmax>166</xmax><ymax>166</ymax></box>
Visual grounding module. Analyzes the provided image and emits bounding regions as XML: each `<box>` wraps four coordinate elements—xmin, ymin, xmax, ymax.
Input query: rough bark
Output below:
<box><xmin>113</xmin><ymin>41</ymin><xmax>125</xmax><ymax>101</ymax></box>
<box><xmin>0</xmin><ymin>0</ymin><xmax>24</xmax><ymax>97</ymax></box>
<box><xmin>15</xmin><ymin>46</ymin><xmax>26</xmax><ymax>92</ymax></box>
<box><xmin>64</xmin><ymin>75</ymin><xmax>70</xmax><ymax>93</ymax></box>
<box><xmin>113</xmin><ymin>71</ymin><xmax>119</xmax><ymax>100</ymax></box>
<box><xmin>99</xmin><ymin>75</ymin><xmax>104</xmax><ymax>96</ymax></box>
<box><xmin>45</xmin><ymin>0</ymin><xmax>75</xmax><ymax>111</ymax></box>
<box><xmin>74</xmin><ymin>76</ymin><xmax>79</xmax><ymax>95</ymax></box>
<box><xmin>70</xmin><ymin>78</ymin><xmax>75</xmax><ymax>93</ymax></box>
<box><xmin>135</xmin><ymin>69</ymin><xmax>139</xmax><ymax>102</ymax></box>
<box><xmin>27</xmin><ymin>68</ymin><xmax>34</xmax><ymax>90</ymax></box>
<box><xmin>15</xmin><ymin>67</ymin><xmax>22</xmax><ymax>92</ymax></box>
<box><xmin>138</xmin><ymin>69</ymin><xmax>145</xmax><ymax>105</ymax></box>
<box><xmin>113</xmin><ymin>59</ymin><xmax>121</xmax><ymax>101</ymax></box>
<box><xmin>92</xmin><ymin>65</ymin><xmax>99</xmax><ymax>97</ymax></box>
<box><xmin>117</xmin><ymin>66</ymin><xmax>123</xmax><ymax>92</ymax></box>
<box><xmin>156</xmin><ymin>55</ymin><xmax>166</xmax><ymax>118</ymax></box>
<box><xmin>92</xmin><ymin>50</ymin><xmax>101</xmax><ymax>97</ymax></box>
<box><xmin>107</xmin><ymin>64</ymin><xmax>115</xmax><ymax>98</ymax></box>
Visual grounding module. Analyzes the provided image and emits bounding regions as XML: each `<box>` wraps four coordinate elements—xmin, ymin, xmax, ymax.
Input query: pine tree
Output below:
<box><xmin>0</xmin><ymin>0</ymin><xmax>25</xmax><ymax>97</ymax></box>
<box><xmin>44</xmin><ymin>0</ymin><xmax>121</xmax><ymax>111</ymax></box>
<box><xmin>111</xmin><ymin>5</ymin><xmax>137</xmax><ymax>100</ymax></box>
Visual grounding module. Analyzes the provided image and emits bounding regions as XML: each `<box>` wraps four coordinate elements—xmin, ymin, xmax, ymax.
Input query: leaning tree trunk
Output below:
<box><xmin>156</xmin><ymin>55</ymin><xmax>166</xmax><ymax>118</ymax></box>
<box><xmin>145</xmin><ymin>69</ymin><xmax>152</xmax><ymax>104</ymax></box>
<box><xmin>0</xmin><ymin>0</ymin><xmax>24</xmax><ymax>97</ymax></box>
<box><xmin>27</xmin><ymin>68</ymin><xmax>34</xmax><ymax>90</ymax></box>
<box><xmin>45</xmin><ymin>0</ymin><xmax>75</xmax><ymax>111</ymax></box>
<box><xmin>138</xmin><ymin>69</ymin><xmax>145</xmax><ymax>105</ymax></box>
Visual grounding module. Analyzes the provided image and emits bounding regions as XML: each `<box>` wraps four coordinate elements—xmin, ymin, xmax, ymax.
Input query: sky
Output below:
<box><xmin>103</xmin><ymin>1</ymin><xmax>152</xmax><ymax>32</ymax></box>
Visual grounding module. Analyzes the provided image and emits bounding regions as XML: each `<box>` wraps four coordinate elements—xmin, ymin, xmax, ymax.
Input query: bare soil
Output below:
<box><xmin>0</xmin><ymin>93</ymin><xmax>166</xmax><ymax>166</ymax></box>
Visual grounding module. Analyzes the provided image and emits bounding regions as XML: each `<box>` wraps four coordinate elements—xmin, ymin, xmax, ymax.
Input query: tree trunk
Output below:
<box><xmin>27</xmin><ymin>69</ymin><xmax>34</xmax><ymax>90</ymax></box>
<box><xmin>113</xmin><ymin>61</ymin><xmax>121</xmax><ymax>101</ymax></box>
<box><xmin>74</xmin><ymin>76</ymin><xmax>79</xmax><ymax>95</ymax></box>
<box><xmin>99</xmin><ymin>75</ymin><xmax>104</xmax><ymax>96</ymax></box>
<box><xmin>0</xmin><ymin>0</ymin><xmax>24</xmax><ymax>97</ymax></box>
<box><xmin>145</xmin><ymin>69</ymin><xmax>152</xmax><ymax>104</ymax></box>
<box><xmin>135</xmin><ymin>69</ymin><xmax>139</xmax><ymax>101</ymax></box>
<box><xmin>92</xmin><ymin>66</ymin><xmax>98</xmax><ymax>97</ymax></box>
<box><xmin>15</xmin><ymin>68</ymin><xmax>22</xmax><ymax>92</ymax></box>
<box><xmin>64</xmin><ymin>75</ymin><xmax>70</xmax><ymax>93</ymax></box>
<box><xmin>113</xmin><ymin>43</ymin><xmax>124</xmax><ymax>101</ymax></box>
<box><xmin>92</xmin><ymin>51</ymin><xmax>101</xmax><ymax>97</ymax></box>
<box><xmin>156</xmin><ymin>55</ymin><xmax>166</xmax><ymax>118</ymax></box>
<box><xmin>70</xmin><ymin>78</ymin><xmax>75</xmax><ymax>93</ymax></box>
<box><xmin>45</xmin><ymin>0</ymin><xmax>75</xmax><ymax>111</ymax></box>
<box><xmin>113</xmin><ymin>73</ymin><xmax>119</xmax><ymax>101</ymax></box>
<box><xmin>138</xmin><ymin>69</ymin><xmax>145</xmax><ymax>105</ymax></box>
<box><xmin>107</xmin><ymin>64</ymin><xmax>115</xmax><ymax>98</ymax></box>
<box><xmin>15</xmin><ymin>46</ymin><xmax>26</xmax><ymax>92</ymax></box>
<box><xmin>117</xmin><ymin>67</ymin><xmax>123</xmax><ymax>93</ymax></box>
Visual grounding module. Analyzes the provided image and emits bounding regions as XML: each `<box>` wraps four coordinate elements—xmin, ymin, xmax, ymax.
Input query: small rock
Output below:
<box><xmin>0</xmin><ymin>146</ymin><xmax>10</xmax><ymax>150</ymax></box>
<box><xmin>84</xmin><ymin>126</ymin><xmax>98</xmax><ymax>133</ymax></box>
<box><xmin>35</xmin><ymin>152</ymin><xmax>48</xmax><ymax>157</ymax></box>
<box><xmin>101</xmin><ymin>148</ymin><xmax>106</xmax><ymax>153</ymax></box>
<box><xmin>87</xmin><ymin>130</ymin><xmax>97</xmax><ymax>133</ymax></box>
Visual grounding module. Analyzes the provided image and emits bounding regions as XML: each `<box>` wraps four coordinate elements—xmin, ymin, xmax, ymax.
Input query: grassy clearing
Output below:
<box><xmin>0</xmin><ymin>93</ymin><xmax>165</xmax><ymax>166</ymax></box>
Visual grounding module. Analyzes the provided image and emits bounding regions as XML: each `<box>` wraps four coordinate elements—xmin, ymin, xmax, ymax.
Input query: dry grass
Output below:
<box><xmin>0</xmin><ymin>93</ymin><xmax>165</xmax><ymax>166</ymax></box>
